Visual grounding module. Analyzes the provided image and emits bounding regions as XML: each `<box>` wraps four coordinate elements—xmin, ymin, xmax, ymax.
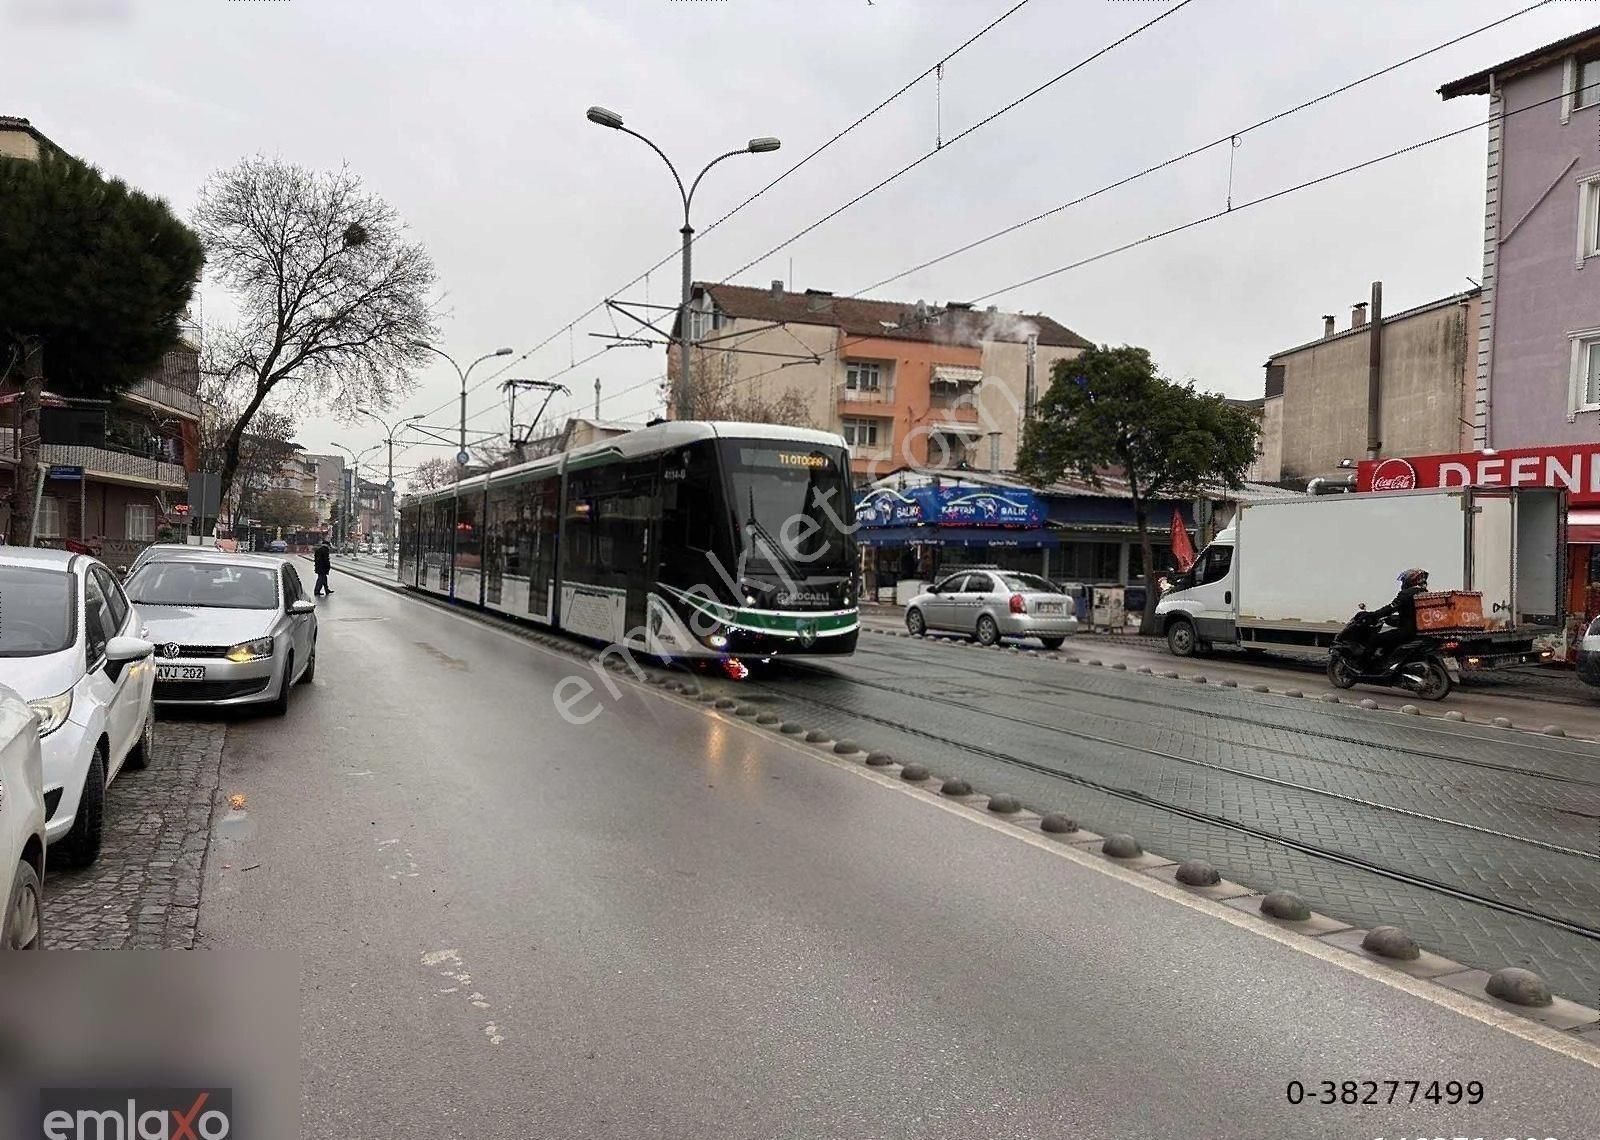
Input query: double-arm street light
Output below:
<box><xmin>585</xmin><ymin>106</ymin><xmax>780</xmax><ymax>419</ymax></box>
<box><xmin>356</xmin><ymin>408</ymin><xmax>425</xmax><ymax>567</ymax></box>
<box><xmin>413</xmin><ymin>343</ymin><xmax>513</xmax><ymax>599</ymax></box>
<box><xmin>330</xmin><ymin>442</ymin><xmax>380</xmax><ymax>551</ymax></box>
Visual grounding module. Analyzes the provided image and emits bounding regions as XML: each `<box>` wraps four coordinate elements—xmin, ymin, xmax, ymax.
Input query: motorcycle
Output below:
<box><xmin>1326</xmin><ymin>608</ymin><xmax>1459</xmax><ymax>701</ymax></box>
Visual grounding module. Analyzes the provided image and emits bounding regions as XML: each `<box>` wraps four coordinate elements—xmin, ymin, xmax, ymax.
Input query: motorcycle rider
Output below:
<box><xmin>1367</xmin><ymin>567</ymin><xmax>1429</xmax><ymax>668</ymax></box>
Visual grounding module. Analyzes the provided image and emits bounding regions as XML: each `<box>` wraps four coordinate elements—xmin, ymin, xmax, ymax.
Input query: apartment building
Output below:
<box><xmin>670</xmin><ymin>282</ymin><xmax>1091</xmax><ymax>475</ymax></box>
<box><xmin>1</xmin><ymin>114</ymin><xmax>199</xmax><ymax>566</ymax></box>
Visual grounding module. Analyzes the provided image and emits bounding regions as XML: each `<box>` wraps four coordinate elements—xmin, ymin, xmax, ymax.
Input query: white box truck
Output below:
<box><xmin>1154</xmin><ymin>487</ymin><xmax>1564</xmax><ymax>667</ymax></box>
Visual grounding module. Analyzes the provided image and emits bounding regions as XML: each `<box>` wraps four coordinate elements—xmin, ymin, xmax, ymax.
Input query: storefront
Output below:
<box><xmin>1356</xmin><ymin>443</ymin><xmax>1599</xmax><ymax>651</ymax></box>
<box><xmin>854</xmin><ymin>475</ymin><xmax>1194</xmax><ymax>604</ymax></box>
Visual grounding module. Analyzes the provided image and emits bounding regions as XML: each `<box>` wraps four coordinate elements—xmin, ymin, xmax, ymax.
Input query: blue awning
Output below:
<box><xmin>857</xmin><ymin>526</ymin><xmax>1059</xmax><ymax>548</ymax></box>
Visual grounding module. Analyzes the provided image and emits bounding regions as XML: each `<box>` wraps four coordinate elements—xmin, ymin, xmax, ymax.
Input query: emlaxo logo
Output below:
<box><xmin>40</xmin><ymin>1089</ymin><xmax>233</xmax><ymax>1140</ymax></box>
<box><xmin>1369</xmin><ymin>457</ymin><xmax>1419</xmax><ymax>492</ymax></box>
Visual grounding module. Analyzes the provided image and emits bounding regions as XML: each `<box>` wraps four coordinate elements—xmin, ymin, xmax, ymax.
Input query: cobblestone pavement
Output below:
<box><xmin>44</xmin><ymin>719</ymin><xmax>226</xmax><ymax>949</ymax></box>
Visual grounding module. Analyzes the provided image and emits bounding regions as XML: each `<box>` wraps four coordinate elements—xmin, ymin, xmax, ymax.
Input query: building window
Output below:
<box><xmin>36</xmin><ymin>496</ymin><xmax>60</xmax><ymax>539</ymax></box>
<box><xmin>1582</xmin><ymin>179</ymin><xmax>1600</xmax><ymax>261</ymax></box>
<box><xmin>688</xmin><ymin>305</ymin><xmax>722</xmax><ymax>343</ymax></box>
<box><xmin>845</xmin><ymin>361</ymin><xmax>882</xmax><ymax>392</ymax></box>
<box><xmin>841</xmin><ymin>418</ymin><xmax>881</xmax><ymax>448</ymax></box>
<box><xmin>126</xmin><ymin>503</ymin><xmax>157</xmax><ymax>542</ymax></box>
<box><xmin>1571</xmin><ymin>333</ymin><xmax>1600</xmax><ymax>412</ymax></box>
<box><xmin>1580</xmin><ymin>57</ymin><xmax>1600</xmax><ymax>111</ymax></box>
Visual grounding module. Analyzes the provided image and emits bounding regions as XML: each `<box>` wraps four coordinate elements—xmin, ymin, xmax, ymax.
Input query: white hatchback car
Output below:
<box><xmin>0</xmin><ymin>549</ymin><xmax>156</xmax><ymax>868</ymax></box>
<box><xmin>0</xmin><ymin>682</ymin><xmax>46</xmax><ymax>949</ymax></box>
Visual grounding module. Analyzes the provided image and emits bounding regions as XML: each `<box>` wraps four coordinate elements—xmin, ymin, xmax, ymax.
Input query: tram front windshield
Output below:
<box><xmin>721</xmin><ymin>442</ymin><xmax>854</xmax><ymax>578</ymax></box>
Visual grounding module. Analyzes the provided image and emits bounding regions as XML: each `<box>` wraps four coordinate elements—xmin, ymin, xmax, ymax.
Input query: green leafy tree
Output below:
<box><xmin>0</xmin><ymin>150</ymin><xmax>203</xmax><ymax>542</ymax></box>
<box><xmin>1017</xmin><ymin>345</ymin><xmax>1259</xmax><ymax>635</ymax></box>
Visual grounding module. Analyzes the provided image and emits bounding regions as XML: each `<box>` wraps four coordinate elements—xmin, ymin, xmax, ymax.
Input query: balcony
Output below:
<box><xmin>41</xmin><ymin>443</ymin><xmax>186</xmax><ymax>488</ymax></box>
<box><xmin>838</xmin><ymin>381</ymin><xmax>894</xmax><ymax>406</ymax></box>
<box><xmin>123</xmin><ymin>376</ymin><xmax>201</xmax><ymax>418</ymax></box>
<box><xmin>0</xmin><ymin>428</ymin><xmax>187</xmax><ymax>488</ymax></box>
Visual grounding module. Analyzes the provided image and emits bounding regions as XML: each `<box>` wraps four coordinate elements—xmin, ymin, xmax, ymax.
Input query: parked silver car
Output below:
<box><xmin>122</xmin><ymin>554</ymin><xmax>318</xmax><ymax>714</ymax></box>
<box><xmin>904</xmin><ymin>567</ymin><xmax>1080</xmax><ymax>649</ymax></box>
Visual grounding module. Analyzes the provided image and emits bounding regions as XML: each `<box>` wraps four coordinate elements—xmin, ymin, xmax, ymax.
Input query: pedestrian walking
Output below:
<box><xmin>313</xmin><ymin>539</ymin><xmax>334</xmax><ymax>596</ymax></box>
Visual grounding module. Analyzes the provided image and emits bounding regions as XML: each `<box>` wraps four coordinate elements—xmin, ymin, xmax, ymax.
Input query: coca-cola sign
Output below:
<box><xmin>1357</xmin><ymin>443</ymin><xmax>1600</xmax><ymax>505</ymax></box>
<box><xmin>1369</xmin><ymin>457</ymin><xmax>1418</xmax><ymax>492</ymax></box>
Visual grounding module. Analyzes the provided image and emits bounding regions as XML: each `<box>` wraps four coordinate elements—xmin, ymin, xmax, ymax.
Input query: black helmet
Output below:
<box><xmin>1398</xmin><ymin>567</ymin><xmax>1429</xmax><ymax>588</ymax></box>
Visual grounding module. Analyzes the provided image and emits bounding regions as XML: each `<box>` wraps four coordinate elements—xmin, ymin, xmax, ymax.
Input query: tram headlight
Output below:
<box><xmin>708</xmin><ymin>634</ymin><xmax>729</xmax><ymax>649</ymax></box>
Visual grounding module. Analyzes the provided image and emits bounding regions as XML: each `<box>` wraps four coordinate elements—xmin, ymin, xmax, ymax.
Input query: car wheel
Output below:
<box><xmin>125</xmin><ymin>711</ymin><xmax>156</xmax><ymax>771</ymax></box>
<box><xmin>269</xmin><ymin>654</ymin><xmax>293</xmax><ymax>716</ymax></box>
<box><xmin>1166</xmin><ymin>617</ymin><xmax>1198</xmax><ymax>657</ymax></box>
<box><xmin>976</xmin><ymin>615</ymin><xmax>1000</xmax><ymax>646</ymax></box>
<box><xmin>4</xmin><ymin>860</ymin><xmax>42</xmax><ymax>950</ymax></box>
<box><xmin>299</xmin><ymin>642</ymin><xmax>316</xmax><ymax>685</ymax></box>
<box><xmin>1039</xmin><ymin>637</ymin><xmax>1066</xmax><ymax>651</ymax></box>
<box><xmin>55</xmin><ymin>745</ymin><xmax>106</xmax><ymax>869</ymax></box>
<box><xmin>906</xmin><ymin>609</ymin><xmax>927</xmax><ymax>637</ymax></box>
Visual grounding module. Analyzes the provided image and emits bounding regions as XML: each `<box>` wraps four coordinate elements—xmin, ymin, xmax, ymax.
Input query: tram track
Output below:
<box><xmin>736</xmin><ymin>663</ymin><xmax>1600</xmax><ymax>944</ymax></box>
<box><xmin>852</xmin><ymin>634</ymin><xmax>1600</xmax><ymax>790</ymax></box>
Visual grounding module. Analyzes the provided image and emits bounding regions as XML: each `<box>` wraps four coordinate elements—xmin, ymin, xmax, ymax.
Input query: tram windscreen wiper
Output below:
<box><xmin>740</xmin><ymin>487</ymin><xmax>808</xmax><ymax>586</ymax></box>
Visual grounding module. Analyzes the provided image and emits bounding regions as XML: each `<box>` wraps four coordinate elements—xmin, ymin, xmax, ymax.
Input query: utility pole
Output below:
<box><xmin>594</xmin><ymin>377</ymin><xmax>601</xmax><ymax>419</ymax></box>
<box><xmin>356</xmin><ymin>409</ymin><xmax>423</xmax><ymax>569</ymax></box>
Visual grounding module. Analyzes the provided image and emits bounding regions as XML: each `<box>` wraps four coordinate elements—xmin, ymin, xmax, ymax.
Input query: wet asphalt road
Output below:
<box><xmin>197</xmin><ymin>565</ymin><xmax>1600</xmax><ymax>1138</ymax></box>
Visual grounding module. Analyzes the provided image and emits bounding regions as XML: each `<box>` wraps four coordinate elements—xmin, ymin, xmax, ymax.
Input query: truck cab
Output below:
<box><xmin>1155</xmin><ymin>529</ymin><xmax>1237</xmax><ymax>656</ymax></box>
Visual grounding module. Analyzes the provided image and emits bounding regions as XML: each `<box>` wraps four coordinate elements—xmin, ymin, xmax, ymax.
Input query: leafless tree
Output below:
<box><xmin>680</xmin><ymin>351</ymin><xmax>815</xmax><ymax>427</ymax></box>
<box><xmin>192</xmin><ymin>157</ymin><xmax>438</xmax><ymax>508</ymax></box>
<box><xmin>408</xmin><ymin>456</ymin><xmax>459</xmax><ymax>491</ymax></box>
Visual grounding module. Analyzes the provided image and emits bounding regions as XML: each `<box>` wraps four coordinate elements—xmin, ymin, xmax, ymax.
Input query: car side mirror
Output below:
<box><xmin>106</xmin><ymin>636</ymin><xmax>154</xmax><ymax>663</ymax></box>
<box><xmin>289</xmin><ymin>599</ymin><xmax>317</xmax><ymax>615</ymax></box>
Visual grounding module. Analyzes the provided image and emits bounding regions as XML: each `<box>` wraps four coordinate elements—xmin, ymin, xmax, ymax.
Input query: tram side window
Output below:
<box><xmin>565</xmin><ymin>470</ymin><xmax>598</xmax><ymax>579</ymax></box>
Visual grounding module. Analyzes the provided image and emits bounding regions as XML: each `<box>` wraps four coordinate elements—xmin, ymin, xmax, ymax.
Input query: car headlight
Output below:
<box><xmin>28</xmin><ymin>690</ymin><xmax>73</xmax><ymax>737</ymax></box>
<box><xmin>225</xmin><ymin>637</ymin><xmax>275</xmax><ymax>663</ymax></box>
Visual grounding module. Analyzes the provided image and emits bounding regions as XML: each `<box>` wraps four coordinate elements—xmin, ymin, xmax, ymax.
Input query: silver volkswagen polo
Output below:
<box><xmin>123</xmin><ymin>554</ymin><xmax>318</xmax><ymax>714</ymax></box>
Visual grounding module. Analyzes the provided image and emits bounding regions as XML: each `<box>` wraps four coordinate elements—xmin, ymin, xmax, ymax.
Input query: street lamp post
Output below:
<box><xmin>586</xmin><ymin>106</ymin><xmax>780</xmax><ymax>419</ymax></box>
<box><xmin>414</xmin><ymin>344</ymin><xmax>513</xmax><ymax>600</ymax></box>
<box><xmin>330</xmin><ymin>442</ymin><xmax>378</xmax><ymax>552</ymax></box>
<box><xmin>356</xmin><ymin>408</ymin><xmax>425</xmax><ymax>568</ymax></box>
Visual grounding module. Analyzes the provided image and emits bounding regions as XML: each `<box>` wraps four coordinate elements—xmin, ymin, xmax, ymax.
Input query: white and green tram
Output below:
<box><xmin>398</xmin><ymin>422</ymin><xmax>861</xmax><ymax>663</ymax></box>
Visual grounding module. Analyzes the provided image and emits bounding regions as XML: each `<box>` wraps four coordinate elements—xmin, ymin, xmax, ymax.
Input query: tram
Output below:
<box><xmin>398</xmin><ymin>421</ymin><xmax>860</xmax><ymax>665</ymax></box>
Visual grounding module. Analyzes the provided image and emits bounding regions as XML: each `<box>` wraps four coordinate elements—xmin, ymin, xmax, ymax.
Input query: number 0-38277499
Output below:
<box><xmin>1286</xmin><ymin>1081</ymin><xmax>1484</xmax><ymax>1106</ymax></box>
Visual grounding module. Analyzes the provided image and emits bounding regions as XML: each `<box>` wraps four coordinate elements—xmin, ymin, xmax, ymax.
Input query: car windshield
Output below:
<box><xmin>126</xmin><ymin>561</ymin><xmax>280</xmax><ymax>610</ymax></box>
<box><xmin>721</xmin><ymin>442</ymin><xmax>855</xmax><ymax>577</ymax></box>
<box><xmin>1001</xmin><ymin>573</ymin><xmax>1057</xmax><ymax>593</ymax></box>
<box><xmin>0</xmin><ymin>567</ymin><xmax>76</xmax><ymax>656</ymax></box>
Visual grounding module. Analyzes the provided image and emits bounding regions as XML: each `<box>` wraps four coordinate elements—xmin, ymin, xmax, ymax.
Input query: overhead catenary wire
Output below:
<box><xmin>716</xmin><ymin>0</ymin><xmax>1199</xmax><ymax>285</ymax></box>
<box><xmin>570</xmin><ymin>77</ymin><xmax>1573</xmax><ymax>427</ymax></box>
<box><xmin>853</xmin><ymin>0</ymin><xmax>1558</xmax><ymax>296</ymax></box>
<box><xmin>403</xmin><ymin>0</ymin><xmax>1033</xmax><ymax>427</ymax></box>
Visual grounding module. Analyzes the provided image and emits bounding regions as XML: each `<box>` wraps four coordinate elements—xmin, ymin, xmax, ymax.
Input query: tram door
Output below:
<box><xmin>528</xmin><ymin>476</ymin><xmax>559</xmax><ymax>623</ymax></box>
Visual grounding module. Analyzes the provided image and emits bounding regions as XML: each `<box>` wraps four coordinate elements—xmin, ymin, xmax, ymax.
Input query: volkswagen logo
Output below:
<box><xmin>796</xmin><ymin>620</ymin><xmax>817</xmax><ymax>648</ymax></box>
<box><xmin>161</xmin><ymin>643</ymin><xmax>181</xmax><ymax>659</ymax></box>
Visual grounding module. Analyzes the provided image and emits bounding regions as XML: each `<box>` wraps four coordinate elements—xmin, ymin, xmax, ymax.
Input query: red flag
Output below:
<box><xmin>1170</xmin><ymin>508</ymin><xmax>1196</xmax><ymax>572</ymax></box>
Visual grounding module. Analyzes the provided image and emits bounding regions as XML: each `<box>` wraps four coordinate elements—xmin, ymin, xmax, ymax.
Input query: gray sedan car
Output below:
<box><xmin>904</xmin><ymin>568</ymin><xmax>1080</xmax><ymax>649</ymax></box>
<box><xmin>123</xmin><ymin>554</ymin><xmax>318</xmax><ymax>714</ymax></box>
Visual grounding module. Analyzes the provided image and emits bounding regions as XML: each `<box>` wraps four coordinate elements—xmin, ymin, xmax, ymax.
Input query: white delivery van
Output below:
<box><xmin>1155</xmin><ymin>487</ymin><xmax>1564</xmax><ymax>666</ymax></box>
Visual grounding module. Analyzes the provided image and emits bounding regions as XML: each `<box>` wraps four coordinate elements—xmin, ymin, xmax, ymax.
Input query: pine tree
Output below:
<box><xmin>0</xmin><ymin>149</ymin><xmax>203</xmax><ymax>541</ymax></box>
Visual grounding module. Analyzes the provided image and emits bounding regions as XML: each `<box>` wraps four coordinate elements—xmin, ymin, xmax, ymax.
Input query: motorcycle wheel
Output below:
<box><xmin>1326</xmin><ymin>654</ymin><xmax>1357</xmax><ymax>689</ymax></box>
<box><xmin>1408</xmin><ymin>660</ymin><xmax>1453</xmax><ymax>702</ymax></box>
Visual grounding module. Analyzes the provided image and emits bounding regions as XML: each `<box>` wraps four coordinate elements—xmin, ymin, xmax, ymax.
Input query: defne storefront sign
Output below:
<box><xmin>1357</xmin><ymin>444</ymin><xmax>1600</xmax><ymax>506</ymax></box>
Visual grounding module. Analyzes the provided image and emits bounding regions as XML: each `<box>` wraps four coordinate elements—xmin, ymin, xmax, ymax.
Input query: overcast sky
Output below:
<box><xmin>5</xmin><ymin>0</ymin><xmax>1591</xmax><ymax>487</ymax></box>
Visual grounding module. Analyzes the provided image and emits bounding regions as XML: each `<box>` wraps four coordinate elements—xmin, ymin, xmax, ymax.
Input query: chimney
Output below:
<box><xmin>769</xmin><ymin>279</ymin><xmax>783</xmax><ymax>300</ymax></box>
<box><xmin>1351</xmin><ymin>302</ymin><xmax>1368</xmax><ymax>329</ymax></box>
<box><xmin>1322</xmin><ymin>315</ymin><xmax>1336</xmax><ymax>338</ymax></box>
<box><xmin>804</xmin><ymin>288</ymin><xmax>833</xmax><ymax>313</ymax></box>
